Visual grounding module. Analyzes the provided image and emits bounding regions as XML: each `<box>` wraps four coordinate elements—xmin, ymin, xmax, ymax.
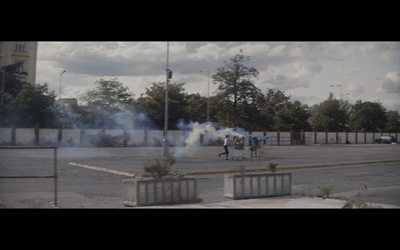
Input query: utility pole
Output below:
<box><xmin>162</xmin><ymin>42</ymin><xmax>170</xmax><ymax>157</ymax></box>
<box><xmin>199</xmin><ymin>69</ymin><xmax>210</xmax><ymax>122</ymax></box>
<box><xmin>59</xmin><ymin>70</ymin><xmax>66</xmax><ymax>100</ymax></box>
<box><xmin>0</xmin><ymin>54</ymin><xmax>5</xmax><ymax>108</ymax></box>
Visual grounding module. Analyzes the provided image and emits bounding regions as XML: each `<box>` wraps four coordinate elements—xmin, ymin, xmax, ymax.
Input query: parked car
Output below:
<box><xmin>374</xmin><ymin>135</ymin><xmax>397</xmax><ymax>144</ymax></box>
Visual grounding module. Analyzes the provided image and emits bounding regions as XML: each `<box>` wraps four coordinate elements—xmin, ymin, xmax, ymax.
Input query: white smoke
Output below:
<box><xmin>172</xmin><ymin>120</ymin><xmax>248</xmax><ymax>158</ymax></box>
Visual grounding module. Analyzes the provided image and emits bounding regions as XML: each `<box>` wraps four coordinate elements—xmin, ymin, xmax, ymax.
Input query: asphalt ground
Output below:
<box><xmin>0</xmin><ymin>143</ymin><xmax>399</xmax><ymax>208</ymax></box>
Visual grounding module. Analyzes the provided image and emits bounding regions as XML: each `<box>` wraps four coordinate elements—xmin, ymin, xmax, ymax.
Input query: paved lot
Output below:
<box><xmin>0</xmin><ymin>144</ymin><xmax>399</xmax><ymax>208</ymax></box>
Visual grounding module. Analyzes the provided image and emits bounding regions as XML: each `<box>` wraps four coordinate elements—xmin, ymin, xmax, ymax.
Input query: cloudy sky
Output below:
<box><xmin>36</xmin><ymin>41</ymin><xmax>400</xmax><ymax>112</ymax></box>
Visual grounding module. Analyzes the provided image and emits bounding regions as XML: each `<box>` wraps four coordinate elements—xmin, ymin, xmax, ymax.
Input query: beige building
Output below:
<box><xmin>0</xmin><ymin>41</ymin><xmax>38</xmax><ymax>85</ymax></box>
<box><xmin>56</xmin><ymin>98</ymin><xmax>78</xmax><ymax>108</ymax></box>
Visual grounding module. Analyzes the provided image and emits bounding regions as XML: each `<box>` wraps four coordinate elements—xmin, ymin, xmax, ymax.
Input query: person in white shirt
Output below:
<box><xmin>219</xmin><ymin>134</ymin><xmax>230</xmax><ymax>160</ymax></box>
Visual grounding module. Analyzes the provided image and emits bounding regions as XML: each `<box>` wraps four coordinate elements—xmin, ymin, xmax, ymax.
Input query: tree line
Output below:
<box><xmin>0</xmin><ymin>52</ymin><xmax>399</xmax><ymax>132</ymax></box>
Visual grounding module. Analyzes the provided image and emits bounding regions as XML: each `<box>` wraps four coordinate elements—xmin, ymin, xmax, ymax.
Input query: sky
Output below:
<box><xmin>36</xmin><ymin>41</ymin><xmax>400</xmax><ymax>112</ymax></box>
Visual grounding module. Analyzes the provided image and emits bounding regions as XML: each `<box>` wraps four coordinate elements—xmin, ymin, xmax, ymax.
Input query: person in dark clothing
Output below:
<box><xmin>250</xmin><ymin>136</ymin><xmax>260</xmax><ymax>158</ymax></box>
<box><xmin>233</xmin><ymin>135</ymin><xmax>245</xmax><ymax>149</ymax></box>
<box><xmin>219</xmin><ymin>134</ymin><xmax>230</xmax><ymax>160</ymax></box>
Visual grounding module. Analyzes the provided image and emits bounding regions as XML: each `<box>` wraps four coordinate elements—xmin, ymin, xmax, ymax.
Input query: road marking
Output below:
<box><xmin>69</xmin><ymin>159</ymin><xmax>400</xmax><ymax>177</ymax></box>
<box><xmin>69</xmin><ymin>162</ymin><xmax>136</xmax><ymax>177</ymax></box>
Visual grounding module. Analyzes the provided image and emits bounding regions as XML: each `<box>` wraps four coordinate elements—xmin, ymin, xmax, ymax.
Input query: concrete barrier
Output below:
<box><xmin>224</xmin><ymin>172</ymin><xmax>291</xmax><ymax>199</ymax></box>
<box><xmin>122</xmin><ymin>177</ymin><xmax>198</xmax><ymax>207</ymax></box>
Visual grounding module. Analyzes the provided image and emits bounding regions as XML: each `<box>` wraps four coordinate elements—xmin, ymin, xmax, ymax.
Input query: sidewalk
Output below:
<box><xmin>2</xmin><ymin>187</ymin><xmax>399</xmax><ymax>209</ymax></box>
<box><xmin>132</xmin><ymin>196</ymin><xmax>400</xmax><ymax>209</ymax></box>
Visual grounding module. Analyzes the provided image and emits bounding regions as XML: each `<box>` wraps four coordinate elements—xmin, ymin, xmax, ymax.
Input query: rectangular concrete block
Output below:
<box><xmin>224</xmin><ymin>172</ymin><xmax>291</xmax><ymax>199</ymax></box>
<box><xmin>122</xmin><ymin>177</ymin><xmax>197</xmax><ymax>207</ymax></box>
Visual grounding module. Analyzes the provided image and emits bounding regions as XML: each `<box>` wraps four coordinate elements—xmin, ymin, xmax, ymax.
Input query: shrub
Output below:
<box><xmin>268</xmin><ymin>161</ymin><xmax>279</xmax><ymax>172</ymax></box>
<box><xmin>313</xmin><ymin>184</ymin><xmax>335</xmax><ymax>199</ymax></box>
<box><xmin>343</xmin><ymin>198</ymin><xmax>371</xmax><ymax>208</ymax></box>
<box><xmin>143</xmin><ymin>153</ymin><xmax>176</xmax><ymax>179</ymax></box>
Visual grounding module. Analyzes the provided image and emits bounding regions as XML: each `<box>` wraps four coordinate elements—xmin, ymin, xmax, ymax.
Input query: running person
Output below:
<box><xmin>219</xmin><ymin>134</ymin><xmax>230</xmax><ymax>160</ymax></box>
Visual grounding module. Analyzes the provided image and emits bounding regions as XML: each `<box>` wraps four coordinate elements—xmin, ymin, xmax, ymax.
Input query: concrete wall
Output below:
<box><xmin>0</xmin><ymin>128</ymin><xmax>12</xmax><ymax>145</ymax></box>
<box><xmin>224</xmin><ymin>173</ymin><xmax>292</xmax><ymax>199</ymax></box>
<box><xmin>0</xmin><ymin>128</ymin><xmax>398</xmax><ymax>147</ymax></box>
<box><xmin>122</xmin><ymin>177</ymin><xmax>197</xmax><ymax>207</ymax></box>
<box><xmin>15</xmin><ymin>128</ymin><xmax>35</xmax><ymax>145</ymax></box>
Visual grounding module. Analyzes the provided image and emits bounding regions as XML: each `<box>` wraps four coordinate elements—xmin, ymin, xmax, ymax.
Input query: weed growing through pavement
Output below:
<box><xmin>342</xmin><ymin>184</ymin><xmax>376</xmax><ymax>208</ymax></box>
<box><xmin>268</xmin><ymin>161</ymin><xmax>279</xmax><ymax>172</ymax></box>
<box><xmin>312</xmin><ymin>184</ymin><xmax>335</xmax><ymax>199</ymax></box>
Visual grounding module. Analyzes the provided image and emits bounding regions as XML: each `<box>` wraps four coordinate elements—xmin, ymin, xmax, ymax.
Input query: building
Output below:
<box><xmin>0</xmin><ymin>41</ymin><xmax>38</xmax><ymax>85</ymax></box>
<box><xmin>56</xmin><ymin>98</ymin><xmax>78</xmax><ymax>108</ymax></box>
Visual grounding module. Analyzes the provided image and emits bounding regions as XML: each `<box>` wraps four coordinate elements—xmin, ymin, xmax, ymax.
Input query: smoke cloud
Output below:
<box><xmin>172</xmin><ymin>120</ymin><xmax>248</xmax><ymax>158</ymax></box>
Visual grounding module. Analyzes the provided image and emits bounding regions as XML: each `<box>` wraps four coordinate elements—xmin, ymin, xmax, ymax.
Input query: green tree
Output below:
<box><xmin>259</xmin><ymin>88</ymin><xmax>291</xmax><ymax>130</ymax></box>
<box><xmin>212</xmin><ymin>50</ymin><xmax>263</xmax><ymax>128</ymax></box>
<box><xmin>2</xmin><ymin>83</ymin><xmax>58</xmax><ymax>127</ymax></box>
<box><xmin>80</xmin><ymin>78</ymin><xmax>135</xmax><ymax>128</ymax></box>
<box><xmin>186</xmin><ymin>93</ymin><xmax>207</xmax><ymax>123</ymax></box>
<box><xmin>348</xmin><ymin>100</ymin><xmax>387</xmax><ymax>132</ymax></box>
<box><xmin>0</xmin><ymin>62</ymin><xmax>30</xmax><ymax>125</ymax></box>
<box><xmin>137</xmin><ymin>82</ymin><xmax>188</xmax><ymax>130</ymax></box>
<box><xmin>384</xmin><ymin>110</ymin><xmax>400</xmax><ymax>131</ymax></box>
<box><xmin>308</xmin><ymin>93</ymin><xmax>351</xmax><ymax>131</ymax></box>
<box><xmin>1</xmin><ymin>62</ymin><xmax>27</xmax><ymax>100</ymax></box>
<box><xmin>273</xmin><ymin>100</ymin><xmax>311</xmax><ymax>131</ymax></box>
<box><xmin>208</xmin><ymin>95</ymin><xmax>222</xmax><ymax>124</ymax></box>
<box><xmin>66</xmin><ymin>104</ymin><xmax>91</xmax><ymax>129</ymax></box>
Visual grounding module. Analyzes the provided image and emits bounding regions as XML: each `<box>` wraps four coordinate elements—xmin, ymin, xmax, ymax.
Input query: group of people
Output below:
<box><xmin>218</xmin><ymin>134</ymin><xmax>261</xmax><ymax>160</ymax></box>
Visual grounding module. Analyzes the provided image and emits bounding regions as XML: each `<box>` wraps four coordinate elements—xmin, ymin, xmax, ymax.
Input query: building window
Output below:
<box><xmin>16</xmin><ymin>42</ymin><xmax>25</xmax><ymax>51</ymax></box>
<box><xmin>16</xmin><ymin>60</ymin><xmax>24</xmax><ymax>73</ymax></box>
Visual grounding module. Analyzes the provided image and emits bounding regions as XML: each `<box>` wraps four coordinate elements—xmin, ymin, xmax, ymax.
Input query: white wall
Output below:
<box><xmin>0</xmin><ymin>128</ymin><xmax>398</xmax><ymax>147</ymax></box>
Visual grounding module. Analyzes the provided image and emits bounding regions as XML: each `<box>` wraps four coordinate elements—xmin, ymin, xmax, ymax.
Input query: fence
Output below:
<box><xmin>0</xmin><ymin>127</ymin><xmax>398</xmax><ymax>147</ymax></box>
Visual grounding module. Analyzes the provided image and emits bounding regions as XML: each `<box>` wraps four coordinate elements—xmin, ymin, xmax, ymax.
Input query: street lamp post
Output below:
<box><xmin>59</xmin><ymin>70</ymin><xmax>66</xmax><ymax>100</ymax></box>
<box><xmin>59</xmin><ymin>70</ymin><xmax>66</xmax><ymax>130</ymax></box>
<box><xmin>330</xmin><ymin>84</ymin><xmax>342</xmax><ymax>100</ymax></box>
<box><xmin>162</xmin><ymin>42</ymin><xmax>170</xmax><ymax>157</ymax></box>
<box><xmin>200</xmin><ymin>69</ymin><xmax>210</xmax><ymax>122</ymax></box>
<box><xmin>207</xmin><ymin>69</ymin><xmax>210</xmax><ymax>122</ymax></box>
<box><xmin>0</xmin><ymin>54</ymin><xmax>5</xmax><ymax>108</ymax></box>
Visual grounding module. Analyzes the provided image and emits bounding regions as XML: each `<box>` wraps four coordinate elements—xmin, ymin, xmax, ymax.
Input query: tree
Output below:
<box><xmin>384</xmin><ymin>110</ymin><xmax>400</xmax><ymax>132</ymax></box>
<box><xmin>308</xmin><ymin>93</ymin><xmax>351</xmax><ymax>131</ymax></box>
<box><xmin>273</xmin><ymin>100</ymin><xmax>311</xmax><ymax>131</ymax></box>
<box><xmin>186</xmin><ymin>93</ymin><xmax>207</xmax><ymax>123</ymax></box>
<box><xmin>212</xmin><ymin>50</ymin><xmax>263</xmax><ymax>128</ymax></box>
<box><xmin>1</xmin><ymin>83</ymin><xmax>58</xmax><ymax>127</ymax></box>
<box><xmin>65</xmin><ymin>104</ymin><xmax>91</xmax><ymax>129</ymax></box>
<box><xmin>259</xmin><ymin>88</ymin><xmax>291</xmax><ymax>130</ymax></box>
<box><xmin>0</xmin><ymin>62</ymin><xmax>31</xmax><ymax>127</ymax></box>
<box><xmin>80</xmin><ymin>78</ymin><xmax>135</xmax><ymax>129</ymax></box>
<box><xmin>348</xmin><ymin>100</ymin><xmax>387</xmax><ymax>132</ymax></box>
<box><xmin>1</xmin><ymin>61</ymin><xmax>28</xmax><ymax>97</ymax></box>
<box><xmin>136</xmin><ymin>82</ymin><xmax>188</xmax><ymax>130</ymax></box>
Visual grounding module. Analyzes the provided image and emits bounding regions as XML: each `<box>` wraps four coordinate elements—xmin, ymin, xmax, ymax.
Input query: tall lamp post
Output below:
<box><xmin>162</xmin><ymin>42</ymin><xmax>170</xmax><ymax>157</ymax></box>
<box><xmin>0</xmin><ymin>54</ymin><xmax>5</xmax><ymax>108</ymax></box>
<box><xmin>199</xmin><ymin>69</ymin><xmax>210</xmax><ymax>122</ymax></box>
<box><xmin>59</xmin><ymin>70</ymin><xmax>66</xmax><ymax>130</ymax></box>
<box><xmin>330</xmin><ymin>84</ymin><xmax>342</xmax><ymax>100</ymax></box>
<box><xmin>59</xmin><ymin>70</ymin><xmax>66</xmax><ymax>100</ymax></box>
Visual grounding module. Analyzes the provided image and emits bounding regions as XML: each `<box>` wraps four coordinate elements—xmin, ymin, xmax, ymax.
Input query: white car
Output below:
<box><xmin>374</xmin><ymin>135</ymin><xmax>397</xmax><ymax>144</ymax></box>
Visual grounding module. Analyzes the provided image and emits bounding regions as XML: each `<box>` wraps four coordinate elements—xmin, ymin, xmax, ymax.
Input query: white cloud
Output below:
<box><xmin>35</xmin><ymin>41</ymin><xmax>400</xmax><ymax>112</ymax></box>
<box><xmin>347</xmin><ymin>83</ymin><xmax>366</xmax><ymax>97</ymax></box>
<box><xmin>378</xmin><ymin>71</ymin><xmax>400</xmax><ymax>94</ymax></box>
